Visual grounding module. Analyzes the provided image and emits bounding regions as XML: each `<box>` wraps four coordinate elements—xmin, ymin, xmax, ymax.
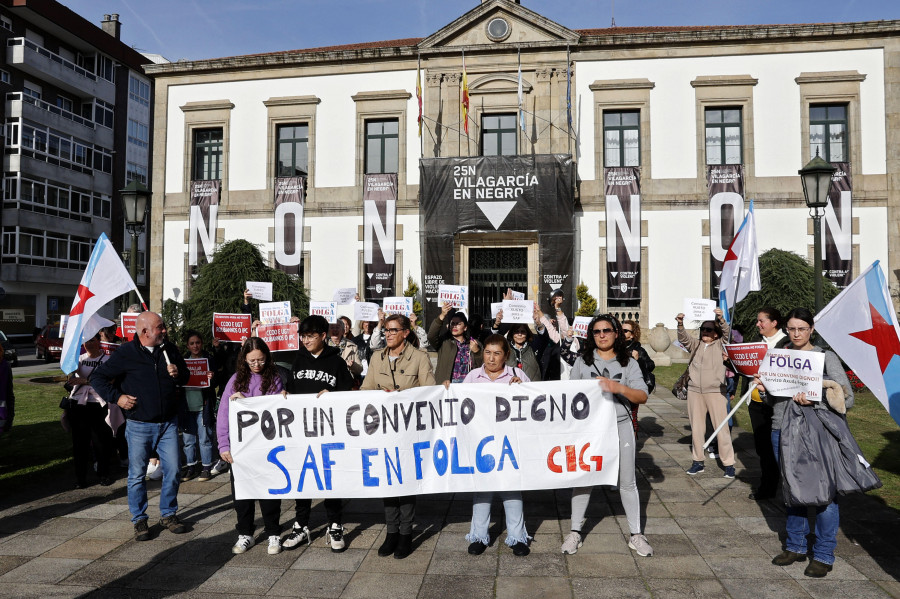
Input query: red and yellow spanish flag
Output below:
<box><xmin>461</xmin><ymin>54</ymin><xmax>470</xmax><ymax>135</ymax></box>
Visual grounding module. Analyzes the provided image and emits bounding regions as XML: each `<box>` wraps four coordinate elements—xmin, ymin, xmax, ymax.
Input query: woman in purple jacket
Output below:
<box><xmin>217</xmin><ymin>337</ymin><xmax>284</xmax><ymax>556</ymax></box>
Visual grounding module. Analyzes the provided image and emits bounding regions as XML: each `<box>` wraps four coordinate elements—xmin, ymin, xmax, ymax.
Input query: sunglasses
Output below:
<box><xmin>592</xmin><ymin>328</ymin><xmax>615</xmax><ymax>336</ymax></box>
<box><xmin>699</xmin><ymin>326</ymin><xmax>716</xmax><ymax>334</ymax></box>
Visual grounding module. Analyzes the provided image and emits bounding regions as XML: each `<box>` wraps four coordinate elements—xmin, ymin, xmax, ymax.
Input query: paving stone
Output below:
<box><xmin>0</xmin><ymin>556</ymin><xmax>91</xmax><ymax>584</ymax></box>
<box><xmin>195</xmin><ymin>565</ymin><xmax>283</xmax><ymax>595</ymax></box>
<box><xmin>75</xmin><ymin>519</ymin><xmax>137</xmax><ymax>540</ymax></box>
<box><xmin>266</xmin><ymin>568</ymin><xmax>352</xmax><ymax>597</ymax></box>
<box><xmin>496</xmin><ymin>575</ymin><xmax>572</xmax><ymax>599</ymax></box>
<box><xmin>0</xmin><ymin>582</ymin><xmax>97</xmax><ymax>598</ymax></box>
<box><xmin>571</xmin><ymin>576</ymin><xmax>651</xmax><ymax>598</ymax></box>
<box><xmin>704</xmin><ymin>555</ymin><xmax>791</xmax><ymax>579</ymax></box>
<box><xmin>61</xmin><ymin>503</ymin><xmax>129</xmax><ymax>520</ymax></box>
<box><xmin>340</xmin><ymin>571</ymin><xmax>423</xmax><ymax>599</ymax></box>
<box><xmin>0</xmin><ymin>534</ymin><xmax>68</xmax><ymax>556</ymax></box>
<box><xmin>100</xmin><ymin>539</ymin><xmax>181</xmax><ymax>562</ymax></box>
<box><xmin>719</xmin><ymin>577</ymin><xmax>813</xmax><ymax>599</ymax></box>
<box><xmin>781</xmin><ymin>556</ymin><xmax>868</xmax><ymax>581</ymax></box>
<box><xmin>684</xmin><ymin>531</ymin><xmax>768</xmax><ymax>557</ymax></box>
<box><xmin>29</xmin><ymin>518</ymin><xmax>100</xmax><ymax>538</ymax></box>
<box><xmin>290</xmin><ymin>547</ymin><xmax>366</xmax><ymax>571</ymax></box>
<box><xmin>644</xmin><ymin>577</ymin><xmax>728</xmax><ymax>598</ymax></box>
<box><xmin>875</xmin><ymin>580</ymin><xmax>900</xmax><ymax>598</ymax></box>
<box><xmin>128</xmin><ymin>561</ymin><xmax>223</xmax><ymax>591</ymax></box>
<box><xmin>61</xmin><ymin>558</ymin><xmax>154</xmax><ymax>587</ymax></box>
<box><xmin>497</xmin><ymin>551</ymin><xmax>566</xmax><ymax>577</ymax></box>
<box><xmin>161</xmin><ymin>540</ymin><xmax>236</xmax><ymax>566</ymax></box>
<box><xmin>843</xmin><ymin>553</ymin><xmax>900</xmax><ymax>581</ymax></box>
<box><xmin>356</xmin><ymin>542</ymin><xmax>432</xmax><ymax>574</ymax></box>
<box><xmin>426</xmin><ymin>550</ymin><xmax>497</xmax><ymax>576</ymax></box>
<box><xmin>797</xmin><ymin>579</ymin><xmax>892</xmax><ymax>598</ymax></box>
<box><xmin>417</xmin><ymin>574</ymin><xmax>495</xmax><ymax>599</ymax></box>
<box><xmin>565</xmin><ymin>552</ymin><xmax>639</xmax><ymax>577</ymax></box>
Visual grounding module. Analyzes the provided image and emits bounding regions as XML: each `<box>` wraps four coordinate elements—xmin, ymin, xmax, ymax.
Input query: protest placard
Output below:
<box><xmin>683</xmin><ymin>298</ymin><xmax>716</xmax><ymax>321</ymax></box>
<box><xmin>121</xmin><ymin>313</ymin><xmax>138</xmax><ymax>339</ymax></box>
<box><xmin>185</xmin><ymin>358</ymin><xmax>210</xmax><ymax>388</ymax></box>
<box><xmin>437</xmin><ymin>284</ymin><xmax>468</xmax><ymax>309</ymax></box>
<box><xmin>59</xmin><ymin>315</ymin><xmax>69</xmax><ymax>338</ymax></box>
<box><xmin>353</xmin><ymin>302</ymin><xmax>380</xmax><ymax>322</ymax></box>
<box><xmin>213</xmin><ymin>313</ymin><xmax>253</xmax><ymax>342</ymax></box>
<box><xmin>724</xmin><ymin>343</ymin><xmax>769</xmax><ymax>376</ymax></box>
<box><xmin>332</xmin><ymin>287</ymin><xmax>357</xmax><ymax>305</ymax></box>
<box><xmin>258</xmin><ymin>322</ymin><xmax>299</xmax><ymax>352</ymax></box>
<box><xmin>757</xmin><ymin>348</ymin><xmax>825</xmax><ymax>401</ymax></box>
<box><xmin>230</xmin><ymin>380</ymin><xmax>619</xmax><ymax>500</ymax></box>
<box><xmin>500</xmin><ymin>300</ymin><xmax>534</xmax><ymax>324</ymax></box>
<box><xmin>246</xmin><ymin>281</ymin><xmax>273</xmax><ymax>302</ymax></box>
<box><xmin>310</xmin><ymin>301</ymin><xmax>337</xmax><ymax>323</ymax></box>
<box><xmin>99</xmin><ymin>342</ymin><xmax>119</xmax><ymax>356</ymax></box>
<box><xmin>259</xmin><ymin>301</ymin><xmax>291</xmax><ymax>324</ymax></box>
<box><xmin>382</xmin><ymin>297</ymin><xmax>413</xmax><ymax>316</ymax></box>
<box><xmin>490</xmin><ymin>302</ymin><xmax>503</xmax><ymax>319</ymax></box>
<box><xmin>509</xmin><ymin>289</ymin><xmax>525</xmax><ymax>300</ymax></box>
<box><xmin>572</xmin><ymin>316</ymin><xmax>592</xmax><ymax>339</ymax></box>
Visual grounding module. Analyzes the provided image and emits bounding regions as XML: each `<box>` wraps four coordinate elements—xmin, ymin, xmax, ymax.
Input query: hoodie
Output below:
<box><xmin>286</xmin><ymin>344</ymin><xmax>354</xmax><ymax>394</ymax></box>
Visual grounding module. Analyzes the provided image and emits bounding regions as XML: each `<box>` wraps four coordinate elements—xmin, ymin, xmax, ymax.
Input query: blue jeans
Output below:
<box><xmin>181</xmin><ymin>410</ymin><xmax>213</xmax><ymax>467</ymax></box>
<box><xmin>771</xmin><ymin>428</ymin><xmax>839</xmax><ymax>565</ymax></box>
<box><xmin>125</xmin><ymin>418</ymin><xmax>181</xmax><ymax>523</ymax></box>
<box><xmin>466</xmin><ymin>491</ymin><xmax>529</xmax><ymax>546</ymax></box>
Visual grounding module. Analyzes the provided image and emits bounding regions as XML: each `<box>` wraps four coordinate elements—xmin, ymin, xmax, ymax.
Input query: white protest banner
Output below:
<box><xmin>757</xmin><ymin>348</ymin><xmax>825</xmax><ymax>401</ymax></box>
<box><xmin>258</xmin><ymin>322</ymin><xmax>299</xmax><ymax>352</ymax></box>
<box><xmin>246</xmin><ymin>281</ymin><xmax>273</xmax><ymax>302</ymax></box>
<box><xmin>121</xmin><ymin>313</ymin><xmax>138</xmax><ymax>339</ymax></box>
<box><xmin>259</xmin><ymin>301</ymin><xmax>291</xmax><ymax>324</ymax></box>
<box><xmin>490</xmin><ymin>302</ymin><xmax>503</xmax><ymax>319</ymax></box>
<box><xmin>683</xmin><ymin>298</ymin><xmax>716</xmax><ymax>321</ymax></box>
<box><xmin>332</xmin><ymin>287</ymin><xmax>357</xmax><ymax>305</ymax></box>
<box><xmin>437</xmin><ymin>284</ymin><xmax>468</xmax><ymax>309</ymax></box>
<box><xmin>382</xmin><ymin>297</ymin><xmax>413</xmax><ymax>316</ymax></box>
<box><xmin>510</xmin><ymin>290</ymin><xmax>525</xmax><ymax>301</ymax></box>
<box><xmin>229</xmin><ymin>380</ymin><xmax>619</xmax><ymax>500</ymax></box>
<box><xmin>354</xmin><ymin>302</ymin><xmax>380</xmax><ymax>322</ymax></box>
<box><xmin>310</xmin><ymin>301</ymin><xmax>337</xmax><ymax>324</ymax></box>
<box><xmin>500</xmin><ymin>300</ymin><xmax>534</xmax><ymax>324</ymax></box>
<box><xmin>724</xmin><ymin>343</ymin><xmax>768</xmax><ymax>377</ymax></box>
<box><xmin>572</xmin><ymin>316</ymin><xmax>592</xmax><ymax>339</ymax></box>
<box><xmin>213</xmin><ymin>313</ymin><xmax>253</xmax><ymax>342</ymax></box>
<box><xmin>185</xmin><ymin>358</ymin><xmax>210</xmax><ymax>388</ymax></box>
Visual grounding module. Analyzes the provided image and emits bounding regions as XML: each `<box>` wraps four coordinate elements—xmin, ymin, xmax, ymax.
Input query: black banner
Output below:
<box><xmin>189</xmin><ymin>180</ymin><xmax>220</xmax><ymax>267</ymax></box>
<box><xmin>604</xmin><ymin>167</ymin><xmax>641</xmax><ymax>301</ymax></box>
<box><xmin>824</xmin><ymin>162</ymin><xmax>852</xmax><ymax>289</ymax></box>
<box><xmin>362</xmin><ymin>173</ymin><xmax>397</xmax><ymax>301</ymax></box>
<box><xmin>420</xmin><ymin>155</ymin><xmax>575</xmax><ymax>325</ymax></box>
<box><xmin>707</xmin><ymin>165</ymin><xmax>744</xmax><ymax>299</ymax></box>
<box><xmin>274</xmin><ymin>176</ymin><xmax>305</xmax><ymax>276</ymax></box>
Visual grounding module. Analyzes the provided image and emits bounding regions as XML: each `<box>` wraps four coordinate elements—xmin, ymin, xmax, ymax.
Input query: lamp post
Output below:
<box><xmin>120</xmin><ymin>181</ymin><xmax>151</xmax><ymax>307</ymax></box>
<box><xmin>798</xmin><ymin>150</ymin><xmax>836</xmax><ymax>313</ymax></box>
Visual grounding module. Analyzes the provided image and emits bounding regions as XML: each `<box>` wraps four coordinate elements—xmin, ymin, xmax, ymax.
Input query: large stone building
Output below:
<box><xmin>0</xmin><ymin>0</ymin><xmax>154</xmax><ymax>338</ymax></box>
<box><xmin>145</xmin><ymin>0</ymin><xmax>898</xmax><ymax>329</ymax></box>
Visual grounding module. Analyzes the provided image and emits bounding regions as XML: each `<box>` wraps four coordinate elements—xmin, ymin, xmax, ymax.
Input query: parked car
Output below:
<box><xmin>35</xmin><ymin>325</ymin><xmax>62</xmax><ymax>363</ymax></box>
<box><xmin>0</xmin><ymin>330</ymin><xmax>17</xmax><ymax>367</ymax></box>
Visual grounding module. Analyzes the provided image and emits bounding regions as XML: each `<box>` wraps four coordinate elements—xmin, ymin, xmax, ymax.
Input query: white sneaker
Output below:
<box><xmin>281</xmin><ymin>522</ymin><xmax>310</xmax><ymax>550</ymax></box>
<box><xmin>628</xmin><ymin>533</ymin><xmax>653</xmax><ymax>557</ymax></box>
<box><xmin>210</xmin><ymin>459</ymin><xmax>230</xmax><ymax>476</ymax></box>
<box><xmin>232</xmin><ymin>534</ymin><xmax>254</xmax><ymax>554</ymax></box>
<box><xmin>146</xmin><ymin>462</ymin><xmax>163</xmax><ymax>481</ymax></box>
<box><xmin>327</xmin><ymin>523</ymin><xmax>346</xmax><ymax>552</ymax></box>
<box><xmin>561</xmin><ymin>531</ymin><xmax>583</xmax><ymax>555</ymax></box>
<box><xmin>267</xmin><ymin>535</ymin><xmax>282</xmax><ymax>555</ymax></box>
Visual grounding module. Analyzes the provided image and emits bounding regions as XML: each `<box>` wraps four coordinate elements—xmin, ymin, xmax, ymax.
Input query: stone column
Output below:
<box><xmin>425</xmin><ymin>72</ymin><xmax>443</xmax><ymax>158</ymax></box>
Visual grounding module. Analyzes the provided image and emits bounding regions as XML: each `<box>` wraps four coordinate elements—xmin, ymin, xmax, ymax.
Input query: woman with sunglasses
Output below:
<box><xmin>217</xmin><ymin>337</ymin><xmax>284</xmax><ymax>556</ymax></box>
<box><xmin>753</xmin><ymin>307</ymin><xmax>853</xmax><ymax>578</ymax></box>
<box><xmin>561</xmin><ymin>314</ymin><xmax>652</xmax><ymax>557</ymax></box>
<box><xmin>362</xmin><ymin>314</ymin><xmax>436</xmax><ymax>559</ymax></box>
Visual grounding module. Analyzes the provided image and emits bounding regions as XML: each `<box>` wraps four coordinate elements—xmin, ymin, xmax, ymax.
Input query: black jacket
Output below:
<box><xmin>286</xmin><ymin>344</ymin><xmax>354</xmax><ymax>394</ymax></box>
<box><xmin>91</xmin><ymin>338</ymin><xmax>190</xmax><ymax>423</ymax></box>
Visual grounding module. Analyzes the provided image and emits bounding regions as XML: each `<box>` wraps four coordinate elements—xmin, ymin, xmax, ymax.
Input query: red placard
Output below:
<box><xmin>100</xmin><ymin>342</ymin><xmax>119</xmax><ymax>356</ymax></box>
<box><xmin>121</xmin><ymin>313</ymin><xmax>138</xmax><ymax>339</ymax></box>
<box><xmin>213</xmin><ymin>313</ymin><xmax>252</xmax><ymax>342</ymax></box>
<box><xmin>185</xmin><ymin>358</ymin><xmax>210</xmax><ymax>388</ymax></box>
<box><xmin>724</xmin><ymin>342</ymin><xmax>769</xmax><ymax>377</ymax></box>
<box><xmin>257</xmin><ymin>322</ymin><xmax>299</xmax><ymax>352</ymax></box>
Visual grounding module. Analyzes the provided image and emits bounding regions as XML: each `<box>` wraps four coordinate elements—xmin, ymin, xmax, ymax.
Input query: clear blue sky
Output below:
<box><xmin>61</xmin><ymin>0</ymin><xmax>898</xmax><ymax>62</ymax></box>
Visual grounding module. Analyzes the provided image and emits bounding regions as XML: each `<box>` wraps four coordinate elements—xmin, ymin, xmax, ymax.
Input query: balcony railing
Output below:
<box><xmin>7</xmin><ymin>37</ymin><xmax>97</xmax><ymax>81</ymax></box>
<box><xmin>6</xmin><ymin>92</ymin><xmax>95</xmax><ymax>129</ymax></box>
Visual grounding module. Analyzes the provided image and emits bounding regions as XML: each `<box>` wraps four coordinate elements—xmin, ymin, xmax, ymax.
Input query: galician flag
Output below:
<box><xmin>815</xmin><ymin>261</ymin><xmax>900</xmax><ymax>427</ymax></box>
<box><xmin>60</xmin><ymin>233</ymin><xmax>137</xmax><ymax>374</ymax></box>
<box><xmin>718</xmin><ymin>200</ymin><xmax>760</xmax><ymax>322</ymax></box>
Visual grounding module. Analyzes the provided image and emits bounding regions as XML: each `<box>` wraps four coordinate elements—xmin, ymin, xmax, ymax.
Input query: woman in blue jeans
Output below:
<box><xmin>456</xmin><ymin>334</ymin><xmax>531</xmax><ymax>557</ymax></box>
<box><xmin>180</xmin><ymin>330</ymin><xmax>216</xmax><ymax>482</ymax></box>
<box><xmin>754</xmin><ymin>307</ymin><xmax>853</xmax><ymax>578</ymax></box>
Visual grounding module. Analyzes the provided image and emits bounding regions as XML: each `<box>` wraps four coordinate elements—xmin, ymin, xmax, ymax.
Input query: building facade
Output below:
<box><xmin>146</xmin><ymin>0</ymin><xmax>899</xmax><ymax>330</ymax></box>
<box><xmin>0</xmin><ymin>1</ymin><xmax>153</xmax><ymax>337</ymax></box>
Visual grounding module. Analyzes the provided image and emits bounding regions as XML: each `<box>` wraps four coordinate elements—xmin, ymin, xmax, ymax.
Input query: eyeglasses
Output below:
<box><xmin>592</xmin><ymin>328</ymin><xmax>615</xmax><ymax>336</ymax></box>
<box><xmin>384</xmin><ymin>328</ymin><xmax>407</xmax><ymax>335</ymax></box>
<box><xmin>787</xmin><ymin>327</ymin><xmax>811</xmax><ymax>334</ymax></box>
<box><xmin>246</xmin><ymin>359</ymin><xmax>266</xmax><ymax>366</ymax></box>
<box><xmin>699</xmin><ymin>327</ymin><xmax>716</xmax><ymax>334</ymax></box>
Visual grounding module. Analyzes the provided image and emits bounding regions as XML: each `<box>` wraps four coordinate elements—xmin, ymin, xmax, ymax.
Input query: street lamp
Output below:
<box><xmin>798</xmin><ymin>150</ymin><xmax>835</xmax><ymax>313</ymax></box>
<box><xmin>120</xmin><ymin>181</ymin><xmax>151</xmax><ymax>307</ymax></box>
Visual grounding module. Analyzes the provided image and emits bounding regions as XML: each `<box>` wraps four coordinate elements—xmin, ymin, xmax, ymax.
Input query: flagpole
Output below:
<box><xmin>566</xmin><ymin>44</ymin><xmax>572</xmax><ymax>157</ymax></box>
<box><xmin>705</xmin><ymin>383</ymin><xmax>757</xmax><ymax>449</ymax></box>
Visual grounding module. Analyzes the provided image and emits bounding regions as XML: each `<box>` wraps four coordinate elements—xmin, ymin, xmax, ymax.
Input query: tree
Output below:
<box><xmin>575</xmin><ymin>282</ymin><xmax>597</xmax><ymax>317</ymax></box>
<box><xmin>163</xmin><ymin>239</ymin><xmax>309</xmax><ymax>347</ymax></box>
<box><xmin>732</xmin><ymin>248</ymin><xmax>839</xmax><ymax>341</ymax></box>
<box><xmin>403</xmin><ymin>274</ymin><xmax>423</xmax><ymax>318</ymax></box>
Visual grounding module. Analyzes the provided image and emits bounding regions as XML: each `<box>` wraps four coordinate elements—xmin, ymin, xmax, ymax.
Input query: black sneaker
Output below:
<box><xmin>327</xmin><ymin>523</ymin><xmax>346</xmax><ymax>552</ymax></box>
<box><xmin>196</xmin><ymin>468</ymin><xmax>212</xmax><ymax>482</ymax></box>
<box><xmin>134</xmin><ymin>519</ymin><xmax>151</xmax><ymax>541</ymax></box>
<box><xmin>281</xmin><ymin>522</ymin><xmax>311</xmax><ymax>550</ymax></box>
<box><xmin>467</xmin><ymin>540</ymin><xmax>488</xmax><ymax>555</ymax></box>
<box><xmin>180</xmin><ymin>464</ymin><xmax>200</xmax><ymax>482</ymax></box>
<box><xmin>159</xmin><ymin>514</ymin><xmax>187</xmax><ymax>534</ymax></box>
<box><xmin>511</xmin><ymin>541</ymin><xmax>530</xmax><ymax>557</ymax></box>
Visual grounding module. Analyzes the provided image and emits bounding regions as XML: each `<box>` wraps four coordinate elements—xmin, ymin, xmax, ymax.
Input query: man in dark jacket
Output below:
<box><xmin>91</xmin><ymin>312</ymin><xmax>190</xmax><ymax>541</ymax></box>
<box><xmin>281</xmin><ymin>315</ymin><xmax>354</xmax><ymax>553</ymax></box>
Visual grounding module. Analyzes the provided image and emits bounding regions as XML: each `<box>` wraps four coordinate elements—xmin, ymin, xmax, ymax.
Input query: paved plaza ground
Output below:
<box><xmin>1</xmin><ymin>391</ymin><xmax>898</xmax><ymax>598</ymax></box>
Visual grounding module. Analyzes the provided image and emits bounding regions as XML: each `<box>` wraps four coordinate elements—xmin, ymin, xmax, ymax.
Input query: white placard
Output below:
<box><xmin>757</xmin><ymin>348</ymin><xmax>825</xmax><ymax>401</ymax></box>
<box><xmin>230</xmin><ymin>380</ymin><xmax>618</xmax><ymax>499</ymax></box>
<box><xmin>332</xmin><ymin>287</ymin><xmax>357</xmax><ymax>305</ymax></box>
<box><xmin>58</xmin><ymin>315</ymin><xmax>69</xmax><ymax>338</ymax></box>
<box><xmin>510</xmin><ymin>290</ymin><xmax>525</xmax><ymax>300</ymax></box>
<box><xmin>259</xmin><ymin>301</ymin><xmax>291</xmax><ymax>324</ymax></box>
<box><xmin>246</xmin><ymin>281</ymin><xmax>273</xmax><ymax>302</ymax></box>
<box><xmin>683</xmin><ymin>298</ymin><xmax>716</xmax><ymax>321</ymax></box>
<box><xmin>353</xmin><ymin>302</ymin><xmax>380</xmax><ymax>322</ymax></box>
<box><xmin>500</xmin><ymin>300</ymin><xmax>534</xmax><ymax>324</ymax></box>
<box><xmin>310</xmin><ymin>301</ymin><xmax>337</xmax><ymax>324</ymax></box>
<box><xmin>572</xmin><ymin>316</ymin><xmax>592</xmax><ymax>339</ymax></box>
<box><xmin>490</xmin><ymin>302</ymin><xmax>503</xmax><ymax>319</ymax></box>
<box><xmin>437</xmin><ymin>284</ymin><xmax>468</xmax><ymax>309</ymax></box>
<box><xmin>383</xmin><ymin>297</ymin><xmax>413</xmax><ymax>316</ymax></box>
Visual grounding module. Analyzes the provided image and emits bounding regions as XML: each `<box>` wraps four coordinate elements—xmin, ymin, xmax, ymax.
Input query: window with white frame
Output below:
<box><xmin>94</xmin><ymin>99</ymin><xmax>114</xmax><ymax>129</ymax></box>
<box><xmin>0</xmin><ymin>70</ymin><xmax>9</xmax><ymax>84</ymax></box>
<box><xmin>603</xmin><ymin>110</ymin><xmax>640</xmax><ymax>167</ymax></box>
<box><xmin>705</xmin><ymin>107</ymin><xmax>742</xmax><ymax>165</ymax></box>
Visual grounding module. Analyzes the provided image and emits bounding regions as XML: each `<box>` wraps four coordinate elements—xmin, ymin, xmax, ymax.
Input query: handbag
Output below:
<box><xmin>671</xmin><ymin>342</ymin><xmax>700</xmax><ymax>401</ymax></box>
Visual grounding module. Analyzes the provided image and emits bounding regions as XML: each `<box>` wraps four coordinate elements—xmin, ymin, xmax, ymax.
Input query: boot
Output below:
<box><xmin>378</xmin><ymin>532</ymin><xmax>399</xmax><ymax>557</ymax></box>
<box><xmin>393</xmin><ymin>533</ymin><xmax>413</xmax><ymax>559</ymax></box>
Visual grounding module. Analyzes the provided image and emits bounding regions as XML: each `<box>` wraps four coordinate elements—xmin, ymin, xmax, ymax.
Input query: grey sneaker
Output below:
<box><xmin>281</xmin><ymin>522</ymin><xmax>310</xmax><ymax>550</ymax></box>
<box><xmin>232</xmin><ymin>534</ymin><xmax>254</xmax><ymax>554</ymax></box>
<box><xmin>628</xmin><ymin>533</ymin><xmax>653</xmax><ymax>557</ymax></box>
<box><xmin>561</xmin><ymin>531</ymin><xmax>583</xmax><ymax>554</ymax></box>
